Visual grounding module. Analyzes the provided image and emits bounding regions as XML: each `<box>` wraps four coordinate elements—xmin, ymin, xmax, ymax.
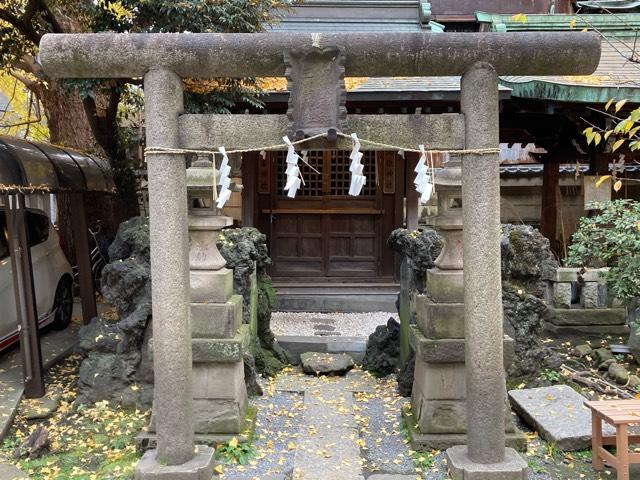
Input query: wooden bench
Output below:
<box><xmin>585</xmin><ymin>399</ymin><xmax>640</xmax><ymax>480</ymax></box>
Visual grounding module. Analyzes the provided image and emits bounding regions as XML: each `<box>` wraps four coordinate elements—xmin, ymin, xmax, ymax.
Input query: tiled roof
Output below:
<box><xmin>269</xmin><ymin>0</ymin><xmax>427</xmax><ymax>33</ymax></box>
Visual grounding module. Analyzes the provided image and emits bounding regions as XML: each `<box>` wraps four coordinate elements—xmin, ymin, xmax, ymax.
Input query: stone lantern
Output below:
<box><xmin>407</xmin><ymin>157</ymin><xmax>524</xmax><ymax>450</ymax></box>
<box><xmin>185</xmin><ymin>154</ymin><xmax>249</xmax><ymax>439</ymax></box>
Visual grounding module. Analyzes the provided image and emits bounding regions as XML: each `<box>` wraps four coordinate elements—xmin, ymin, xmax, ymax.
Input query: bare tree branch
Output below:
<box><xmin>8</xmin><ymin>71</ymin><xmax>41</xmax><ymax>94</ymax></box>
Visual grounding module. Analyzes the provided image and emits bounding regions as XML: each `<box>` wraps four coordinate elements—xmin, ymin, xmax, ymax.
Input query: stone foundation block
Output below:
<box><xmin>191</xmin><ymin>295</ymin><xmax>242</xmax><ymax>338</ymax></box>
<box><xmin>544</xmin><ymin>322</ymin><xmax>630</xmax><ymax>337</ymax></box>
<box><xmin>548</xmin><ymin>307</ymin><xmax>627</xmax><ymax>326</ymax></box>
<box><xmin>426</xmin><ymin>269</ymin><xmax>464</xmax><ymax>303</ymax></box>
<box><xmin>402</xmin><ymin>408</ymin><xmax>527</xmax><ymax>451</ymax></box>
<box><xmin>580</xmin><ymin>283</ymin><xmax>606</xmax><ymax>308</ymax></box>
<box><xmin>193</xmin><ymin>398</ymin><xmax>247</xmax><ymax>434</ymax></box>
<box><xmin>191</xmin><ymin>325</ymin><xmax>250</xmax><ymax>363</ymax></box>
<box><xmin>416</xmin><ymin>296</ymin><xmax>464</xmax><ymax>339</ymax></box>
<box><xmin>192</xmin><ymin>362</ymin><xmax>246</xmax><ymax>400</ymax></box>
<box><xmin>409</xmin><ymin>326</ymin><xmax>514</xmax><ymax>367</ymax></box>
<box><xmin>190</xmin><ymin>268</ymin><xmax>233</xmax><ymax>303</ymax></box>
<box><xmin>553</xmin><ymin>282</ymin><xmax>572</xmax><ymax>309</ymax></box>
<box><xmin>412</xmin><ymin>360</ymin><xmax>465</xmax><ymax>400</ymax></box>
<box><xmin>412</xmin><ymin>396</ymin><xmax>516</xmax><ymax>435</ymax></box>
<box><xmin>135</xmin><ymin>446</ymin><xmax>215</xmax><ymax>480</ymax></box>
<box><xmin>446</xmin><ymin>446</ymin><xmax>528</xmax><ymax>480</ymax></box>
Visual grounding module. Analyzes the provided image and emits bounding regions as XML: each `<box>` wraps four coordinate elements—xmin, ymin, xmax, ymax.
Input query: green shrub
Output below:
<box><xmin>566</xmin><ymin>199</ymin><xmax>640</xmax><ymax>301</ymax></box>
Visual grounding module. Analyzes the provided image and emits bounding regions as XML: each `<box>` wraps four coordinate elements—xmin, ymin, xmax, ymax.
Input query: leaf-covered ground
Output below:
<box><xmin>0</xmin><ymin>337</ymin><xmax>636</xmax><ymax>480</ymax></box>
<box><xmin>0</xmin><ymin>355</ymin><xmax>148</xmax><ymax>480</ymax></box>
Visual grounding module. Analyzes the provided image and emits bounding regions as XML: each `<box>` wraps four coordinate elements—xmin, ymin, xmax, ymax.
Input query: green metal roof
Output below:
<box><xmin>476</xmin><ymin>12</ymin><xmax>640</xmax><ymax>103</ymax></box>
<box><xmin>475</xmin><ymin>11</ymin><xmax>640</xmax><ymax>34</ymax></box>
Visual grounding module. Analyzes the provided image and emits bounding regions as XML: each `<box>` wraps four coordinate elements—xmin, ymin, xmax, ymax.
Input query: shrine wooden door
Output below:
<box><xmin>254</xmin><ymin>150</ymin><xmax>403</xmax><ymax>282</ymax></box>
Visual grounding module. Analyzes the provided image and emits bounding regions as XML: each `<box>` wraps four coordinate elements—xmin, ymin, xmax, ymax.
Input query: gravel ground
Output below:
<box><xmin>271</xmin><ymin>311</ymin><xmax>397</xmax><ymax>337</ymax></box>
<box><xmin>219</xmin><ymin>383</ymin><xmax>302</xmax><ymax>480</ymax></box>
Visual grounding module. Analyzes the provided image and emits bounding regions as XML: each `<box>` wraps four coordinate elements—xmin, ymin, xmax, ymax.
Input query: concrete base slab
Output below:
<box><xmin>544</xmin><ymin>322</ymin><xmax>629</xmax><ymax>338</ymax></box>
<box><xmin>135</xmin><ymin>446</ymin><xmax>215</xmax><ymax>480</ymax></box>
<box><xmin>446</xmin><ymin>446</ymin><xmax>528</xmax><ymax>480</ymax></box>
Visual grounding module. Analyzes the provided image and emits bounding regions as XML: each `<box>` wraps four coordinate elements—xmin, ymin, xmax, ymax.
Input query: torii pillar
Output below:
<box><xmin>38</xmin><ymin>31</ymin><xmax>600</xmax><ymax>479</ymax></box>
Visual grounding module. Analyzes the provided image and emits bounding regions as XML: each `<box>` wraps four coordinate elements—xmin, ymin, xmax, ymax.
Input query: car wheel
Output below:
<box><xmin>51</xmin><ymin>277</ymin><xmax>73</xmax><ymax>330</ymax></box>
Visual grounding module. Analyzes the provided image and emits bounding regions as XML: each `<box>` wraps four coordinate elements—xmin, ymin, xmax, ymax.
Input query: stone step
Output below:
<box><xmin>544</xmin><ymin>322</ymin><xmax>630</xmax><ymax>338</ymax></box>
<box><xmin>277</xmin><ymin>335</ymin><xmax>367</xmax><ymax>364</ymax></box>
<box><xmin>274</xmin><ymin>293</ymin><xmax>397</xmax><ymax>313</ymax></box>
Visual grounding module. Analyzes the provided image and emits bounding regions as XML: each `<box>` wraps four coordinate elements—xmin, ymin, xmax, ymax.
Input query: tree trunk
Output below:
<box><xmin>39</xmin><ymin>81</ymin><xmax>138</xmax><ymax>263</ymax></box>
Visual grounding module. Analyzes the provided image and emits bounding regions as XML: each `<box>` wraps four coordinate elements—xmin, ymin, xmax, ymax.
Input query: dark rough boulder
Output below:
<box><xmin>217</xmin><ymin>227</ymin><xmax>286</xmax><ymax>378</ymax></box>
<box><xmin>362</xmin><ymin>318</ymin><xmax>401</xmax><ymax>377</ymax></box>
<box><xmin>76</xmin><ymin>216</ymin><xmax>154</xmax><ymax>408</ymax></box>
<box><xmin>501</xmin><ymin>224</ymin><xmax>560</xmax><ymax>379</ymax></box>
<box><xmin>501</xmin><ymin>224</ymin><xmax>557</xmax><ymax>298</ymax></box>
<box><xmin>387</xmin><ymin>228</ymin><xmax>442</xmax><ymax>293</ymax></box>
<box><xmin>397</xmin><ymin>349</ymin><xmax>415</xmax><ymax>397</ymax></box>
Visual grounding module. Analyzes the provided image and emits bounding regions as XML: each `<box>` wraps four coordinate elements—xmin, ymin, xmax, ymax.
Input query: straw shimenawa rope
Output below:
<box><xmin>144</xmin><ymin>131</ymin><xmax>500</xmax><ymax>157</ymax></box>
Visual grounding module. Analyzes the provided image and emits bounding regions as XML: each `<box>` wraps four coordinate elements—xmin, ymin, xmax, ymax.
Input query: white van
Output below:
<box><xmin>0</xmin><ymin>208</ymin><xmax>73</xmax><ymax>351</ymax></box>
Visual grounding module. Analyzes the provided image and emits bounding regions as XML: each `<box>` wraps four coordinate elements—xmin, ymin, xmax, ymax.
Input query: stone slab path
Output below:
<box><xmin>221</xmin><ymin>368</ymin><xmax>416</xmax><ymax>480</ymax></box>
<box><xmin>293</xmin><ymin>383</ymin><xmax>364</xmax><ymax>479</ymax></box>
<box><xmin>509</xmin><ymin>385</ymin><xmax>615</xmax><ymax>450</ymax></box>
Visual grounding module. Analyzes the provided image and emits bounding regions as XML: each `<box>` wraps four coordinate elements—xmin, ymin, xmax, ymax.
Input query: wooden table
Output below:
<box><xmin>585</xmin><ymin>399</ymin><xmax>640</xmax><ymax>480</ymax></box>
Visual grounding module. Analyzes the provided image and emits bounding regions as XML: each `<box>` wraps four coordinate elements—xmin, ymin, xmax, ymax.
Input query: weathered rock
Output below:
<box><xmin>608</xmin><ymin>363</ymin><xmax>630</xmax><ymax>385</ymax></box>
<box><xmin>502</xmin><ymin>284</ymin><xmax>560</xmax><ymax>378</ymax></box>
<box><xmin>501</xmin><ymin>224</ymin><xmax>558</xmax><ymax>297</ymax></box>
<box><xmin>592</xmin><ymin>348</ymin><xmax>614</xmax><ymax>365</ymax></box>
<box><xmin>387</xmin><ymin>228</ymin><xmax>442</xmax><ymax>293</ymax></box>
<box><xmin>218</xmin><ymin>227</ymin><xmax>287</xmax><ymax>377</ymax></box>
<box><xmin>76</xmin><ymin>216</ymin><xmax>153</xmax><ymax>408</ymax></box>
<box><xmin>598</xmin><ymin>358</ymin><xmax>616</xmax><ymax>371</ymax></box>
<box><xmin>301</xmin><ymin>352</ymin><xmax>354</xmax><ymax>376</ymax></box>
<box><xmin>509</xmin><ymin>385</ymin><xmax>614</xmax><ymax>450</ymax></box>
<box><xmin>573</xmin><ymin>344</ymin><xmax>593</xmax><ymax>358</ymax></box>
<box><xmin>500</xmin><ymin>225</ymin><xmax>560</xmax><ymax>379</ymax></box>
<box><xmin>244</xmin><ymin>352</ymin><xmax>263</xmax><ymax>397</ymax></box>
<box><xmin>397</xmin><ymin>349</ymin><xmax>415</xmax><ymax>397</ymax></box>
<box><xmin>14</xmin><ymin>427</ymin><xmax>50</xmax><ymax>460</ymax></box>
<box><xmin>362</xmin><ymin>318</ymin><xmax>401</xmax><ymax>377</ymax></box>
<box><xmin>628</xmin><ymin>374</ymin><xmax>640</xmax><ymax>389</ymax></box>
<box><xmin>22</xmin><ymin>393</ymin><xmax>61</xmax><ymax>420</ymax></box>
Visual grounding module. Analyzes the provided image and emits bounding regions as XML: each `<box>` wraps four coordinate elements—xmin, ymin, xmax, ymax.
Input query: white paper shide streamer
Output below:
<box><xmin>216</xmin><ymin>146</ymin><xmax>232</xmax><ymax>208</ymax></box>
<box><xmin>414</xmin><ymin>144</ymin><xmax>435</xmax><ymax>205</ymax></box>
<box><xmin>348</xmin><ymin>133</ymin><xmax>366</xmax><ymax>196</ymax></box>
<box><xmin>283</xmin><ymin>136</ymin><xmax>302</xmax><ymax>198</ymax></box>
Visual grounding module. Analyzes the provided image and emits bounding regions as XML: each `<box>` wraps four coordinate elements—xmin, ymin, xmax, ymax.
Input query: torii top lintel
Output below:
<box><xmin>39</xmin><ymin>32</ymin><xmax>600</xmax><ymax>79</ymax></box>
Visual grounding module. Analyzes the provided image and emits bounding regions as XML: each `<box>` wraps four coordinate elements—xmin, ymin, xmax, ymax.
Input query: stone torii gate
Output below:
<box><xmin>39</xmin><ymin>32</ymin><xmax>600</xmax><ymax>479</ymax></box>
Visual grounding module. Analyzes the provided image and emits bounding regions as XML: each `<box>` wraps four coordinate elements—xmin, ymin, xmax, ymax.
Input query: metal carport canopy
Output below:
<box><xmin>0</xmin><ymin>135</ymin><xmax>114</xmax><ymax>193</ymax></box>
<box><xmin>0</xmin><ymin>135</ymin><xmax>113</xmax><ymax>400</ymax></box>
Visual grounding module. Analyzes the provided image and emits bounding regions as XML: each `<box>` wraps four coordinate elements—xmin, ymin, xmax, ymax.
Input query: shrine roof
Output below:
<box><xmin>268</xmin><ymin>0</ymin><xmax>431</xmax><ymax>33</ymax></box>
<box><xmin>477</xmin><ymin>12</ymin><xmax>640</xmax><ymax>102</ymax></box>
